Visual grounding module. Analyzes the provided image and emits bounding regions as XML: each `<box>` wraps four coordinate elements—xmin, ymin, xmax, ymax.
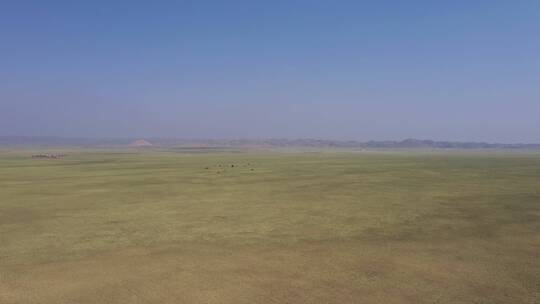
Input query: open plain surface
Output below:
<box><xmin>1</xmin><ymin>149</ymin><xmax>540</xmax><ymax>303</ymax></box>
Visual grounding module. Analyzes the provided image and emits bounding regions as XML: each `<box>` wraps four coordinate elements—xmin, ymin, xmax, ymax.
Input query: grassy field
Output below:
<box><xmin>1</xmin><ymin>149</ymin><xmax>539</xmax><ymax>303</ymax></box>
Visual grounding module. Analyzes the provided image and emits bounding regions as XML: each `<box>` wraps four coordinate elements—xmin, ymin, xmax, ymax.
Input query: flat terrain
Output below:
<box><xmin>1</xmin><ymin>149</ymin><xmax>539</xmax><ymax>303</ymax></box>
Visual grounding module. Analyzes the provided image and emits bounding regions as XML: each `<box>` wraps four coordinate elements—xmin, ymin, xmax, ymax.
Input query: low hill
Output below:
<box><xmin>129</xmin><ymin>139</ymin><xmax>153</xmax><ymax>147</ymax></box>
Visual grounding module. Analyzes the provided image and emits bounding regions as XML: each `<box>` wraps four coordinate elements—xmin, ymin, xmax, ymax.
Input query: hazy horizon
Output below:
<box><xmin>2</xmin><ymin>135</ymin><xmax>540</xmax><ymax>146</ymax></box>
<box><xmin>1</xmin><ymin>1</ymin><xmax>539</xmax><ymax>143</ymax></box>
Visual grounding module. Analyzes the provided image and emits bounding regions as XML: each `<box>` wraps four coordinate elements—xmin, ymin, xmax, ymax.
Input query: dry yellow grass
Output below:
<box><xmin>1</xmin><ymin>150</ymin><xmax>539</xmax><ymax>303</ymax></box>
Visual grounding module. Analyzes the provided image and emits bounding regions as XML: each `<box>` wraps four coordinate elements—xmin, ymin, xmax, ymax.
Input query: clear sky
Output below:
<box><xmin>1</xmin><ymin>1</ymin><xmax>539</xmax><ymax>143</ymax></box>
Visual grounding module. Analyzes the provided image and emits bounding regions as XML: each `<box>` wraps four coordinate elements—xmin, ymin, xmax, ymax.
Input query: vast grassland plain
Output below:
<box><xmin>1</xmin><ymin>149</ymin><xmax>539</xmax><ymax>303</ymax></box>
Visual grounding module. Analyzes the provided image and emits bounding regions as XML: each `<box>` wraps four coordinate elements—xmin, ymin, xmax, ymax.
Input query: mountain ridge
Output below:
<box><xmin>1</xmin><ymin>136</ymin><xmax>540</xmax><ymax>149</ymax></box>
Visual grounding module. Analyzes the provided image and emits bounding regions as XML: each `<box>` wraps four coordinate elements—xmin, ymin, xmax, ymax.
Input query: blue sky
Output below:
<box><xmin>1</xmin><ymin>1</ymin><xmax>539</xmax><ymax>142</ymax></box>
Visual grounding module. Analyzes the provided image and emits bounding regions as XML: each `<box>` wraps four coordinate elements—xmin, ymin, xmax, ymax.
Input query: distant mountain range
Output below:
<box><xmin>0</xmin><ymin>136</ymin><xmax>540</xmax><ymax>149</ymax></box>
<box><xmin>1</xmin><ymin>136</ymin><xmax>539</xmax><ymax>150</ymax></box>
<box><xmin>220</xmin><ymin>138</ymin><xmax>540</xmax><ymax>149</ymax></box>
